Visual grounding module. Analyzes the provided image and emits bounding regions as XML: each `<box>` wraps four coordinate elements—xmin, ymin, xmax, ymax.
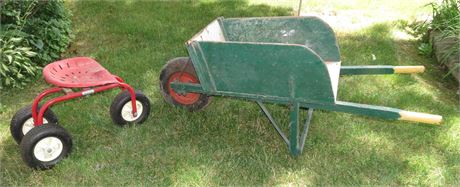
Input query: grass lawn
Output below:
<box><xmin>1</xmin><ymin>0</ymin><xmax>459</xmax><ymax>185</ymax></box>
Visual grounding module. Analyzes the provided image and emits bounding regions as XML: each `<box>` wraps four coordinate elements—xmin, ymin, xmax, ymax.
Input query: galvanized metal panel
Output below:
<box><xmin>188</xmin><ymin>18</ymin><xmax>225</xmax><ymax>43</ymax></box>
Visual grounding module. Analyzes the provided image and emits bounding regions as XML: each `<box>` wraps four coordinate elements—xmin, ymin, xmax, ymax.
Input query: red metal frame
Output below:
<box><xmin>31</xmin><ymin>81</ymin><xmax>137</xmax><ymax>126</ymax></box>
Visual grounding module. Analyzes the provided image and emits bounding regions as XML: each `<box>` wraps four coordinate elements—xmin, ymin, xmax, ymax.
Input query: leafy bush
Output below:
<box><xmin>417</xmin><ymin>42</ymin><xmax>433</xmax><ymax>56</ymax></box>
<box><xmin>408</xmin><ymin>0</ymin><xmax>459</xmax><ymax>41</ymax></box>
<box><xmin>407</xmin><ymin>0</ymin><xmax>459</xmax><ymax>77</ymax></box>
<box><xmin>0</xmin><ymin>0</ymin><xmax>72</xmax><ymax>88</ymax></box>
<box><xmin>0</xmin><ymin>38</ymin><xmax>39</xmax><ymax>89</ymax></box>
<box><xmin>430</xmin><ymin>0</ymin><xmax>459</xmax><ymax>78</ymax></box>
<box><xmin>429</xmin><ymin>0</ymin><xmax>460</xmax><ymax>37</ymax></box>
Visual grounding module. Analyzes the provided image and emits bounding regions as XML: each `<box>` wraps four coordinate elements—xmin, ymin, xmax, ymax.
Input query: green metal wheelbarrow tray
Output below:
<box><xmin>159</xmin><ymin>16</ymin><xmax>442</xmax><ymax>156</ymax></box>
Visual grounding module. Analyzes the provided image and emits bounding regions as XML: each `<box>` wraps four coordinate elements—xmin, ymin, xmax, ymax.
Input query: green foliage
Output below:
<box><xmin>406</xmin><ymin>0</ymin><xmax>459</xmax><ymax>40</ymax></box>
<box><xmin>429</xmin><ymin>0</ymin><xmax>460</xmax><ymax>35</ymax></box>
<box><xmin>24</xmin><ymin>1</ymin><xmax>73</xmax><ymax>66</ymax></box>
<box><xmin>407</xmin><ymin>0</ymin><xmax>459</xmax><ymax>76</ymax></box>
<box><xmin>0</xmin><ymin>37</ymin><xmax>39</xmax><ymax>89</ymax></box>
<box><xmin>429</xmin><ymin>0</ymin><xmax>460</xmax><ymax>77</ymax></box>
<box><xmin>417</xmin><ymin>42</ymin><xmax>433</xmax><ymax>57</ymax></box>
<box><xmin>0</xmin><ymin>0</ymin><xmax>72</xmax><ymax>88</ymax></box>
<box><xmin>444</xmin><ymin>63</ymin><xmax>460</xmax><ymax>78</ymax></box>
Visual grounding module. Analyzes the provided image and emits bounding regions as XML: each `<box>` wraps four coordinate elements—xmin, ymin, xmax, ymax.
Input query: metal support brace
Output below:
<box><xmin>256</xmin><ymin>101</ymin><xmax>289</xmax><ymax>145</ymax></box>
<box><xmin>256</xmin><ymin>101</ymin><xmax>314</xmax><ymax>156</ymax></box>
<box><xmin>289</xmin><ymin>102</ymin><xmax>300</xmax><ymax>156</ymax></box>
<box><xmin>299</xmin><ymin>108</ymin><xmax>313</xmax><ymax>153</ymax></box>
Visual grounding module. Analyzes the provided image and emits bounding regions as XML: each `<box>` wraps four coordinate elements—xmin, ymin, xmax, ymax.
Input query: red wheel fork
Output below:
<box><xmin>32</xmin><ymin>87</ymin><xmax>63</xmax><ymax>125</ymax></box>
<box><xmin>120</xmin><ymin>83</ymin><xmax>138</xmax><ymax>118</ymax></box>
<box><xmin>32</xmin><ymin>83</ymin><xmax>138</xmax><ymax>126</ymax></box>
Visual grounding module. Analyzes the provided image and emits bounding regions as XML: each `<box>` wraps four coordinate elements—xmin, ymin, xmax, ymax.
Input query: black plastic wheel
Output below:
<box><xmin>110</xmin><ymin>90</ymin><xmax>151</xmax><ymax>126</ymax></box>
<box><xmin>20</xmin><ymin>123</ymin><xmax>72</xmax><ymax>170</ymax></box>
<box><xmin>159</xmin><ymin>57</ymin><xmax>211</xmax><ymax>111</ymax></box>
<box><xmin>10</xmin><ymin>105</ymin><xmax>58</xmax><ymax>144</ymax></box>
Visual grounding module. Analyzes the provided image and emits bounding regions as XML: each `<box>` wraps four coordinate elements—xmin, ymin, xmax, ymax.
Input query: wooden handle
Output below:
<box><xmin>393</xmin><ymin>66</ymin><xmax>425</xmax><ymax>74</ymax></box>
<box><xmin>399</xmin><ymin>111</ymin><xmax>442</xmax><ymax>125</ymax></box>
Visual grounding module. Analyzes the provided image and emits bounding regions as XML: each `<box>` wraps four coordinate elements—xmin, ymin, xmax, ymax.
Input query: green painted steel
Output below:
<box><xmin>256</xmin><ymin>101</ymin><xmax>290</xmax><ymax>145</ymax></box>
<box><xmin>170</xmin><ymin>82</ymin><xmax>402</xmax><ymax>120</ymax></box>
<box><xmin>188</xmin><ymin>42</ymin><xmax>336</xmax><ymax>103</ymax></box>
<box><xmin>186</xmin><ymin>44</ymin><xmax>215</xmax><ymax>92</ymax></box>
<box><xmin>170</xmin><ymin>16</ymin><xmax>440</xmax><ymax>156</ymax></box>
<box><xmin>301</xmin><ymin>101</ymin><xmax>401</xmax><ymax>120</ymax></box>
<box><xmin>220</xmin><ymin>17</ymin><xmax>341</xmax><ymax>62</ymax></box>
<box><xmin>340</xmin><ymin>66</ymin><xmax>395</xmax><ymax>75</ymax></box>
<box><xmin>255</xmin><ymin>100</ymin><xmax>314</xmax><ymax>156</ymax></box>
<box><xmin>186</xmin><ymin>16</ymin><xmax>342</xmax><ymax>103</ymax></box>
<box><xmin>170</xmin><ymin>82</ymin><xmax>203</xmax><ymax>94</ymax></box>
<box><xmin>289</xmin><ymin>102</ymin><xmax>300</xmax><ymax>156</ymax></box>
<box><xmin>299</xmin><ymin>108</ymin><xmax>313</xmax><ymax>153</ymax></box>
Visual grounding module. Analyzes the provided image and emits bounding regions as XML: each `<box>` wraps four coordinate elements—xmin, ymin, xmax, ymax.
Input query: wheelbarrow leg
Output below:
<box><xmin>299</xmin><ymin>107</ymin><xmax>313</xmax><ymax>153</ymax></box>
<box><xmin>289</xmin><ymin>102</ymin><xmax>314</xmax><ymax>156</ymax></box>
<box><xmin>257</xmin><ymin>101</ymin><xmax>314</xmax><ymax>156</ymax></box>
<box><xmin>289</xmin><ymin>103</ymin><xmax>300</xmax><ymax>156</ymax></box>
<box><xmin>256</xmin><ymin>101</ymin><xmax>289</xmax><ymax>145</ymax></box>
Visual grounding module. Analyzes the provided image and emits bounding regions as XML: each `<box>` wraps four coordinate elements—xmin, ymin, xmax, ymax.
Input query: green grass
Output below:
<box><xmin>1</xmin><ymin>0</ymin><xmax>459</xmax><ymax>185</ymax></box>
<box><xmin>251</xmin><ymin>0</ymin><xmax>434</xmax><ymax>20</ymax></box>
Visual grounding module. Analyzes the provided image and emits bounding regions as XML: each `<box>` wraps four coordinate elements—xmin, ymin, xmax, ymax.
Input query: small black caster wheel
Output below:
<box><xmin>159</xmin><ymin>57</ymin><xmax>211</xmax><ymax>111</ymax></box>
<box><xmin>20</xmin><ymin>123</ymin><xmax>72</xmax><ymax>170</ymax></box>
<box><xmin>10</xmin><ymin>105</ymin><xmax>58</xmax><ymax>144</ymax></box>
<box><xmin>110</xmin><ymin>90</ymin><xmax>151</xmax><ymax>126</ymax></box>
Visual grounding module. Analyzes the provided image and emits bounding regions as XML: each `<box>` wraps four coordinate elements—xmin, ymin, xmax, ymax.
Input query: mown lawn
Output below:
<box><xmin>1</xmin><ymin>0</ymin><xmax>459</xmax><ymax>185</ymax></box>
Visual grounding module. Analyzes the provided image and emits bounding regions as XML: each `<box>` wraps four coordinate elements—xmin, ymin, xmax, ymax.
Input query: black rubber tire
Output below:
<box><xmin>110</xmin><ymin>90</ymin><xmax>151</xmax><ymax>126</ymax></box>
<box><xmin>20</xmin><ymin>123</ymin><xmax>72</xmax><ymax>170</ymax></box>
<box><xmin>159</xmin><ymin>57</ymin><xmax>211</xmax><ymax>111</ymax></box>
<box><xmin>10</xmin><ymin>105</ymin><xmax>58</xmax><ymax>144</ymax></box>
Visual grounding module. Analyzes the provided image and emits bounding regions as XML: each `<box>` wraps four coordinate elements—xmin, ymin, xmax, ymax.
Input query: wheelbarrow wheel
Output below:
<box><xmin>110</xmin><ymin>90</ymin><xmax>151</xmax><ymax>126</ymax></box>
<box><xmin>10</xmin><ymin>104</ymin><xmax>58</xmax><ymax>144</ymax></box>
<box><xmin>20</xmin><ymin>123</ymin><xmax>72</xmax><ymax>170</ymax></box>
<box><xmin>159</xmin><ymin>57</ymin><xmax>211</xmax><ymax>111</ymax></box>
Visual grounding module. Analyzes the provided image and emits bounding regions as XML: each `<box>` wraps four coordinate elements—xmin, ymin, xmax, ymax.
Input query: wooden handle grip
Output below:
<box><xmin>393</xmin><ymin>66</ymin><xmax>425</xmax><ymax>74</ymax></box>
<box><xmin>399</xmin><ymin>111</ymin><xmax>442</xmax><ymax>125</ymax></box>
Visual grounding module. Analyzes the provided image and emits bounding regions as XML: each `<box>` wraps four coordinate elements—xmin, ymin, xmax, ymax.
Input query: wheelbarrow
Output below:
<box><xmin>159</xmin><ymin>16</ymin><xmax>442</xmax><ymax>156</ymax></box>
<box><xmin>10</xmin><ymin>57</ymin><xmax>151</xmax><ymax>169</ymax></box>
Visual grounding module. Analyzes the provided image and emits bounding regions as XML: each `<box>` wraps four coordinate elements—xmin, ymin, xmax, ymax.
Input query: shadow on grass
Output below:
<box><xmin>1</xmin><ymin>0</ymin><xmax>459</xmax><ymax>186</ymax></box>
<box><xmin>336</xmin><ymin>22</ymin><xmax>459</xmax><ymax>185</ymax></box>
